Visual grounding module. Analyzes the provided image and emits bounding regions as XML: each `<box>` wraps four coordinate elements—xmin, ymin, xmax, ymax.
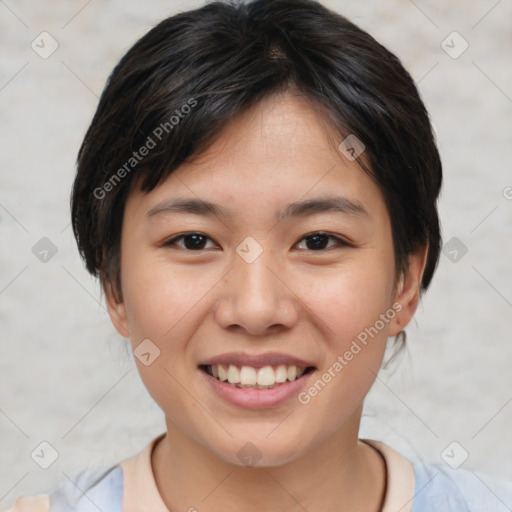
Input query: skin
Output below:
<box><xmin>105</xmin><ymin>92</ymin><xmax>428</xmax><ymax>512</ymax></box>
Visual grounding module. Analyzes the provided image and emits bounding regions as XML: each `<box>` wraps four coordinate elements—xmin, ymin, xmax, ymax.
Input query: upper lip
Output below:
<box><xmin>200</xmin><ymin>352</ymin><xmax>315</xmax><ymax>369</ymax></box>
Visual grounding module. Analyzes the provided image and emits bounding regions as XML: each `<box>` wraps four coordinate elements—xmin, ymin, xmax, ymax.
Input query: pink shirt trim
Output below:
<box><xmin>119</xmin><ymin>435</ymin><xmax>415</xmax><ymax>512</ymax></box>
<box><xmin>119</xmin><ymin>433</ymin><xmax>168</xmax><ymax>512</ymax></box>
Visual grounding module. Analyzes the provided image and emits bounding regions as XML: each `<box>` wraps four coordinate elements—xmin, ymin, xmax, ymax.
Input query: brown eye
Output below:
<box><xmin>296</xmin><ymin>232</ymin><xmax>350</xmax><ymax>251</ymax></box>
<box><xmin>164</xmin><ymin>232</ymin><xmax>217</xmax><ymax>250</ymax></box>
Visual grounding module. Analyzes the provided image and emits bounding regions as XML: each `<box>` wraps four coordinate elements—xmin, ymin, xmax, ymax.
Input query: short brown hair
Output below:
<box><xmin>71</xmin><ymin>0</ymin><xmax>442</xmax><ymax>300</ymax></box>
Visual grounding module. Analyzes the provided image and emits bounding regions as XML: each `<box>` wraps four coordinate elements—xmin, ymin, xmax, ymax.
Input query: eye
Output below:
<box><xmin>163</xmin><ymin>231</ymin><xmax>351</xmax><ymax>252</ymax></box>
<box><xmin>295</xmin><ymin>232</ymin><xmax>351</xmax><ymax>251</ymax></box>
<box><xmin>163</xmin><ymin>232</ymin><xmax>217</xmax><ymax>251</ymax></box>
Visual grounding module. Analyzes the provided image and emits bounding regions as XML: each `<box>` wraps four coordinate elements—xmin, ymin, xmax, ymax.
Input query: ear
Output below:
<box><xmin>103</xmin><ymin>280</ymin><xmax>130</xmax><ymax>338</ymax></box>
<box><xmin>388</xmin><ymin>243</ymin><xmax>429</xmax><ymax>337</ymax></box>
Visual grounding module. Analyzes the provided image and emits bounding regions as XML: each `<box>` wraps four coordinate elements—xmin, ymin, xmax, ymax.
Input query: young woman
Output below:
<box><xmin>8</xmin><ymin>1</ymin><xmax>512</xmax><ymax>510</ymax></box>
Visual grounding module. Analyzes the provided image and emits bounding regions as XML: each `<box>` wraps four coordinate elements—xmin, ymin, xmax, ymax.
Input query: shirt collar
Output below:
<box><xmin>120</xmin><ymin>433</ymin><xmax>168</xmax><ymax>512</ymax></box>
<box><xmin>362</xmin><ymin>439</ymin><xmax>415</xmax><ymax>512</ymax></box>
<box><xmin>119</xmin><ymin>434</ymin><xmax>415</xmax><ymax>512</ymax></box>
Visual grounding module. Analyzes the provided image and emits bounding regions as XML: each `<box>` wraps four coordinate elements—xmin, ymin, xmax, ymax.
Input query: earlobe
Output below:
<box><xmin>388</xmin><ymin>244</ymin><xmax>429</xmax><ymax>337</ymax></box>
<box><xmin>103</xmin><ymin>281</ymin><xmax>130</xmax><ymax>338</ymax></box>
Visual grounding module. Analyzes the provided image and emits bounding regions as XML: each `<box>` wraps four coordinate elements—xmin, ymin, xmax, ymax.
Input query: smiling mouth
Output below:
<box><xmin>199</xmin><ymin>364</ymin><xmax>316</xmax><ymax>390</ymax></box>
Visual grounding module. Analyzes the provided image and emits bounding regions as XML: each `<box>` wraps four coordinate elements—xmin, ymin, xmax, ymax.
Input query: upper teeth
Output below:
<box><xmin>208</xmin><ymin>364</ymin><xmax>306</xmax><ymax>388</ymax></box>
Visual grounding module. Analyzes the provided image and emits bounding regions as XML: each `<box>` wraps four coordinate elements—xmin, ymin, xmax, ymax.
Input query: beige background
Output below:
<box><xmin>1</xmin><ymin>0</ymin><xmax>511</xmax><ymax>507</ymax></box>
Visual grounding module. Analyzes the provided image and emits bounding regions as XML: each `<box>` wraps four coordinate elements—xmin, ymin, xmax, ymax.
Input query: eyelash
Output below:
<box><xmin>162</xmin><ymin>231</ymin><xmax>352</xmax><ymax>252</ymax></box>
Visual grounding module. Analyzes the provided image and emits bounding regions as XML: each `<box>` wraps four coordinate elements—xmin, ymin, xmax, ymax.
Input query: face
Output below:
<box><xmin>106</xmin><ymin>93</ymin><xmax>426</xmax><ymax>467</ymax></box>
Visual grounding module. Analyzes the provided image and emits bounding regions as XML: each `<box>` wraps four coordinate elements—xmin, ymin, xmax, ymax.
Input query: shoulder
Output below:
<box><xmin>411</xmin><ymin>460</ymin><xmax>512</xmax><ymax>512</ymax></box>
<box><xmin>6</xmin><ymin>465</ymin><xmax>124</xmax><ymax>512</ymax></box>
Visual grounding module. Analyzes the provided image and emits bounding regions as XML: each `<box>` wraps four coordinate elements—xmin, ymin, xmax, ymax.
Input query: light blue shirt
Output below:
<box><xmin>38</xmin><ymin>458</ymin><xmax>512</xmax><ymax>511</ymax></box>
<box><xmin>411</xmin><ymin>461</ymin><xmax>512</xmax><ymax>511</ymax></box>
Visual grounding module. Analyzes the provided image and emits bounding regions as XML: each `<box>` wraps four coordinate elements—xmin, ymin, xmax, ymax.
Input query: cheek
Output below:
<box><xmin>300</xmin><ymin>258</ymin><xmax>395</xmax><ymax>345</ymax></box>
<box><xmin>119</xmin><ymin>254</ymin><xmax>220</xmax><ymax>400</ymax></box>
<box><xmin>291</xmin><ymin>256</ymin><xmax>395</xmax><ymax>425</ymax></box>
<box><xmin>121</xmin><ymin>248</ymin><xmax>209</xmax><ymax>340</ymax></box>
<box><xmin>119</xmin><ymin>257</ymin><xmax>213</xmax><ymax>428</ymax></box>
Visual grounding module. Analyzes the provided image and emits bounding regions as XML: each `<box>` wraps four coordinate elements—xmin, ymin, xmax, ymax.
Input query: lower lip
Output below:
<box><xmin>199</xmin><ymin>368</ymin><xmax>315</xmax><ymax>409</ymax></box>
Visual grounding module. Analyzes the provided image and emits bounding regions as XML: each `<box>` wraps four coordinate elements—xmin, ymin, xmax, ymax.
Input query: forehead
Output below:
<box><xmin>125</xmin><ymin>93</ymin><xmax>387</xmax><ymax>224</ymax></box>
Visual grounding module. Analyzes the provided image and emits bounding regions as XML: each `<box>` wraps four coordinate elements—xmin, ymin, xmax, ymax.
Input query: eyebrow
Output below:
<box><xmin>146</xmin><ymin>195</ymin><xmax>368</xmax><ymax>222</ymax></box>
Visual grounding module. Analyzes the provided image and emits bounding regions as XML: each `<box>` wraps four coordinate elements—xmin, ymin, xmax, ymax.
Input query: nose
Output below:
<box><xmin>214</xmin><ymin>246</ymin><xmax>299</xmax><ymax>336</ymax></box>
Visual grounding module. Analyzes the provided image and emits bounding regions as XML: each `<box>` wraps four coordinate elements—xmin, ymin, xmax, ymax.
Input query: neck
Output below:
<box><xmin>151</xmin><ymin>413</ymin><xmax>386</xmax><ymax>511</ymax></box>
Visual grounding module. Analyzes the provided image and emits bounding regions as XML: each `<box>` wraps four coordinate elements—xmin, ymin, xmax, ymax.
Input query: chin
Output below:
<box><xmin>209</xmin><ymin>432</ymin><xmax>308</xmax><ymax>469</ymax></box>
